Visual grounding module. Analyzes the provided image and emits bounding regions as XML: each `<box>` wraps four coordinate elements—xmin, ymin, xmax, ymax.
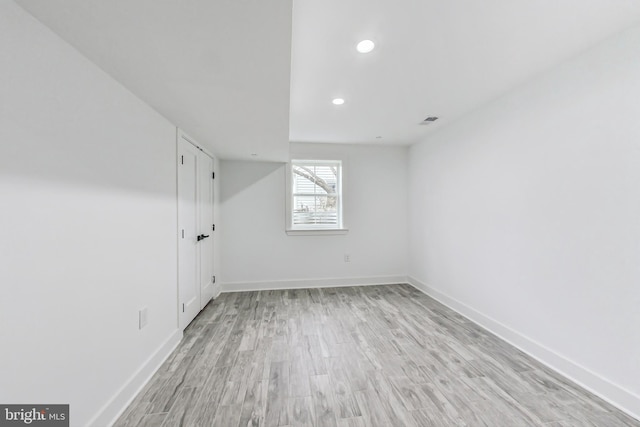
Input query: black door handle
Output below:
<box><xmin>197</xmin><ymin>234</ymin><xmax>210</xmax><ymax>242</ymax></box>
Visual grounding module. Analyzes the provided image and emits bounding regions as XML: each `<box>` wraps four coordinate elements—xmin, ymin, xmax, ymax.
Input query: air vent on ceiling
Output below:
<box><xmin>420</xmin><ymin>116</ymin><xmax>439</xmax><ymax>125</ymax></box>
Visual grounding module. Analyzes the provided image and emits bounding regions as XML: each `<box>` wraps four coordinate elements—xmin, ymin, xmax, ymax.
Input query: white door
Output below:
<box><xmin>177</xmin><ymin>140</ymin><xmax>201</xmax><ymax>329</ymax></box>
<box><xmin>199</xmin><ymin>153</ymin><xmax>215</xmax><ymax>308</ymax></box>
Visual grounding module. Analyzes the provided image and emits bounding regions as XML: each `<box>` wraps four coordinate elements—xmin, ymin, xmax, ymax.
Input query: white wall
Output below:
<box><xmin>220</xmin><ymin>143</ymin><xmax>408</xmax><ymax>289</ymax></box>
<box><xmin>408</xmin><ymin>25</ymin><xmax>640</xmax><ymax>417</ymax></box>
<box><xmin>0</xmin><ymin>3</ymin><xmax>181</xmax><ymax>426</ymax></box>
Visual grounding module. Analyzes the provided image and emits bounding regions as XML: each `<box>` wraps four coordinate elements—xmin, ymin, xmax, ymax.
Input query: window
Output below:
<box><xmin>287</xmin><ymin>160</ymin><xmax>345</xmax><ymax>233</ymax></box>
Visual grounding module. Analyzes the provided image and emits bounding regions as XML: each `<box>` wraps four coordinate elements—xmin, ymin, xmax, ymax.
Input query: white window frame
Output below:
<box><xmin>286</xmin><ymin>159</ymin><xmax>348</xmax><ymax>236</ymax></box>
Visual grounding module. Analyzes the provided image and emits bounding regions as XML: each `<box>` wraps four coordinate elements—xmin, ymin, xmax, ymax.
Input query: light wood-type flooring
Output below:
<box><xmin>115</xmin><ymin>284</ymin><xmax>640</xmax><ymax>426</ymax></box>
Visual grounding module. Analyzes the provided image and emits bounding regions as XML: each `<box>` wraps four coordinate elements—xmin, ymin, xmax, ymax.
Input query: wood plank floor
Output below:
<box><xmin>114</xmin><ymin>284</ymin><xmax>640</xmax><ymax>426</ymax></box>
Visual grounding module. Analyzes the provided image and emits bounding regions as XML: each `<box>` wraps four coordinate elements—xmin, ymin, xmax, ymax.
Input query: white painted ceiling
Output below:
<box><xmin>290</xmin><ymin>0</ymin><xmax>640</xmax><ymax>145</ymax></box>
<box><xmin>16</xmin><ymin>0</ymin><xmax>640</xmax><ymax>160</ymax></box>
<box><xmin>16</xmin><ymin>0</ymin><xmax>293</xmax><ymax>162</ymax></box>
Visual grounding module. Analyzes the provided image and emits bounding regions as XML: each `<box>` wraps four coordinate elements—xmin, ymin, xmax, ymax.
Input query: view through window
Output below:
<box><xmin>291</xmin><ymin>160</ymin><xmax>342</xmax><ymax>229</ymax></box>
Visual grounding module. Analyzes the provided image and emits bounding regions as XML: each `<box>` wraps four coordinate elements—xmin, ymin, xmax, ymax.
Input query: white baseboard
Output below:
<box><xmin>212</xmin><ymin>283</ymin><xmax>222</xmax><ymax>300</ymax></box>
<box><xmin>88</xmin><ymin>329</ymin><xmax>183</xmax><ymax>427</ymax></box>
<box><xmin>221</xmin><ymin>275</ymin><xmax>407</xmax><ymax>293</ymax></box>
<box><xmin>407</xmin><ymin>276</ymin><xmax>640</xmax><ymax>421</ymax></box>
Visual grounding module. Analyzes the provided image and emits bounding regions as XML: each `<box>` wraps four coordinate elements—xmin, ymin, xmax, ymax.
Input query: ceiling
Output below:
<box><xmin>290</xmin><ymin>0</ymin><xmax>640</xmax><ymax>145</ymax></box>
<box><xmin>16</xmin><ymin>1</ymin><xmax>640</xmax><ymax>160</ymax></box>
<box><xmin>16</xmin><ymin>0</ymin><xmax>293</xmax><ymax>162</ymax></box>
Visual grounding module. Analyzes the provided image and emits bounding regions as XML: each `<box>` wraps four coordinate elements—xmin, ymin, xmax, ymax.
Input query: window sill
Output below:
<box><xmin>286</xmin><ymin>228</ymin><xmax>349</xmax><ymax>236</ymax></box>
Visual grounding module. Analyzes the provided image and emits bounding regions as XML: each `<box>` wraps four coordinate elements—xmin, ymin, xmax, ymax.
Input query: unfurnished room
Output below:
<box><xmin>1</xmin><ymin>0</ymin><xmax>639</xmax><ymax>426</ymax></box>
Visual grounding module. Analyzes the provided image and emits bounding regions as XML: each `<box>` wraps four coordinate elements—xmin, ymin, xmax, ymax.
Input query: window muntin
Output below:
<box><xmin>291</xmin><ymin>160</ymin><xmax>342</xmax><ymax>229</ymax></box>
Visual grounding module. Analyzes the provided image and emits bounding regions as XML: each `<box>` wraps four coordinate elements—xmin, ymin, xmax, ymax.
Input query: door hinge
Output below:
<box><xmin>181</xmin><ymin>155</ymin><xmax>184</xmax><ymax>165</ymax></box>
<box><xmin>181</xmin><ymin>229</ymin><xmax>185</xmax><ymax>239</ymax></box>
<box><xmin>212</xmin><ymin>276</ymin><xmax>216</xmax><ymax>284</ymax></box>
<box><xmin>182</xmin><ymin>303</ymin><xmax>185</xmax><ymax>313</ymax></box>
<box><xmin>212</xmin><ymin>172</ymin><xmax>215</xmax><ymax>179</ymax></box>
<box><xmin>212</xmin><ymin>224</ymin><xmax>215</xmax><ymax>231</ymax></box>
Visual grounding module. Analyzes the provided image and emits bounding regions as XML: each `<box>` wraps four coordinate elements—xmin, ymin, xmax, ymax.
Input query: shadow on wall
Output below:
<box><xmin>220</xmin><ymin>160</ymin><xmax>284</xmax><ymax>202</ymax></box>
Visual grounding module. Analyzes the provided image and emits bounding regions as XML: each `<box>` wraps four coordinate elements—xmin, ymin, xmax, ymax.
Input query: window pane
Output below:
<box><xmin>293</xmin><ymin>195</ymin><xmax>338</xmax><ymax>225</ymax></box>
<box><xmin>292</xmin><ymin>164</ymin><xmax>338</xmax><ymax>195</ymax></box>
<box><xmin>290</xmin><ymin>160</ymin><xmax>342</xmax><ymax>230</ymax></box>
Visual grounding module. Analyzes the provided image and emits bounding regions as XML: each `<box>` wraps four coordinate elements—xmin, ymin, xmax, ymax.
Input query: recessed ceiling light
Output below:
<box><xmin>332</xmin><ymin>98</ymin><xmax>345</xmax><ymax>105</ymax></box>
<box><xmin>356</xmin><ymin>40</ymin><xmax>375</xmax><ymax>53</ymax></box>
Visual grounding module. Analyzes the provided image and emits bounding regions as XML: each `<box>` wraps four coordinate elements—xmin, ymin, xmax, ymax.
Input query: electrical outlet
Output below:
<box><xmin>344</xmin><ymin>254</ymin><xmax>351</xmax><ymax>263</ymax></box>
<box><xmin>139</xmin><ymin>307</ymin><xmax>148</xmax><ymax>330</ymax></box>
